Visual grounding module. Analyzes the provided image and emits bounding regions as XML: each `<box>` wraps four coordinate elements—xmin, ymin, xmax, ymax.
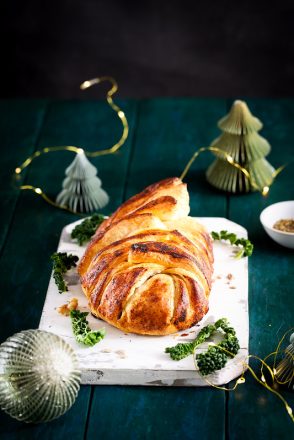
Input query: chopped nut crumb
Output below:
<box><xmin>115</xmin><ymin>350</ymin><xmax>126</xmax><ymax>359</ymax></box>
<box><xmin>273</xmin><ymin>219</ymin><xmax>294</xmax><ymax>233</ymax></box>
<box><xmin>229</xmin><ymin>286</ymin><xmax>237</xmax><ymax>289</ymax></box>
<box><xmin>57</xmin><ymin>297</ymin><xmax>78</xmax><ymax>316</ymax></box>
<box><xmin>227</xmin><ymin>273</ymin><xmax>233</xmax><ymax>280</ymax></box>
<box><xmin>216</xmin><ymin>275</ymin><xmax>222</xmax><ymax>279</ymax></box>
<box><xmin>69</xmin><ymin>297</ymin><xmax>78</xmax><ymax>309</ymax></box>
<box><xmin>57</xmin><ymin>304</ymin><xmax>69</xmax><ymax>316</ymax></box>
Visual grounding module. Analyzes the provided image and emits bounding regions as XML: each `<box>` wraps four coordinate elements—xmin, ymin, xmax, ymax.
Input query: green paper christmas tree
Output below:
<box><xmin>206</xmin><ymin>100</ymin><xmax>275</xmax><ymax>193</ymax></box>
<box><xmin>56</xmin><ymin>151</ymin><xmax>109</xmax><ymax>213</ymax></box>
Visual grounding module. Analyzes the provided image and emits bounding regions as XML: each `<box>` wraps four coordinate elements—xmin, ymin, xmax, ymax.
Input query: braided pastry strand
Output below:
<box><xmin>79</xmin><ymin>178</ymin><xmax>214</xmax><ymax>335</ymax></box>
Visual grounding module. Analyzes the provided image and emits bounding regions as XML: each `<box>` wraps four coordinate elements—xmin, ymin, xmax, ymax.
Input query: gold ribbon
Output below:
<box><xmin>180</xmin><ymin>146</ymin><xmax>285</xmax><ymax>196</ymax></box>
<box><xmin>14</xmin><ymin>77</ymin><xmax>129</xmax><ymax>214</ymax></box>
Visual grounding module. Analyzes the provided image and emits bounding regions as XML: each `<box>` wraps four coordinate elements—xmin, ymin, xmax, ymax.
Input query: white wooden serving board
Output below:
<box><xmin>39</xmin><ymin>218</ymin><xmax>249</xmax><ymax>386</ymax></box>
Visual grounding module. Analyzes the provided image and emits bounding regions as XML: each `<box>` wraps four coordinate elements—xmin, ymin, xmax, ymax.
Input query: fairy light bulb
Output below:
<box><xmin>237</xmin><ymin>377</ymin><xmax>245</xmax><ymax>384</ymax></box>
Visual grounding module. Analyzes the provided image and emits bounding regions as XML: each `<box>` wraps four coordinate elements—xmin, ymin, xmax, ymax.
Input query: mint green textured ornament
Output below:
<box><xmin>56</xmin><ymin>151</ymin><xmax>109</xmax><ymax>213</ymax></box>
<box><xmin>206</xmin><ymin>100</ymin><xmax>275</xmax><ymax>193</ymax></box>
<box><xmin>0</xmin><ymin>330</ymin><xmax>81</xmax><ymax>423</ymax></box>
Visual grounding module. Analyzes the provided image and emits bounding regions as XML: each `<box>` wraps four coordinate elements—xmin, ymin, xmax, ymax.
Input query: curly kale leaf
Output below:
<box><xmin>211</xmin><ymin>230</ymin><xmax>254</xmax><ymax>258</ymax></box>
<box><xmin>51</xmin><ymin>252</ymin><xmax>79</xmax><ymax>293</ymax></box>
<box><xmin>196</xmin><ymin>334</ymin><xmax>240</xmax><ymax>376</ymax></box>
<box><xmin>165</xmin><ymin>320</ymin><xmax>227</xmax><ymax>361</ymax></box>
<box><xmin>196</xmin><ymin>346</ymin><xmax>228</xmax><ymax>376</ymax></box>
<box><xmin>165</xmin><ymin>341</ymin><xmax>196</xmax><ymax>360</ymax></box>
<box><xmin>70</xmin><ymin>309</ymin><xmax>106</xmax><ymax>347</ymax></box>
<box><xmin>219</xmin><ymin>333</ymin><xmax>240</xmax><ymax>356</ymax></box>
<box><xmin>71</xmin><ymin>213</ymin><xmax>105</xmax><ymax>245</ymax></box>
<box><xmin>165</xmin><ymin>318</ymin><xmax>240</xmax><ymax>376</ymax></box>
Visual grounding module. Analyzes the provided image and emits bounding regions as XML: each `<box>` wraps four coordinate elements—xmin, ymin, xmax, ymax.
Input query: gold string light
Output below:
<box><xmin>262</xmin><ymin>328</ymin><xmax>294</xmax><ymax>386</ymax></box>
<box><xmin>180</xmin><ymin>146</ymin><xmax>285</xmax><ymax>196</ymax></box>
<box><xmin>14</xmin><ymin>76</ymin><xmax>129</xmax><ymax>213</ymax></box>
<box><xmin>192</xmin><ymin>328</ymin><xmax>294</xmax><ymax>422</ymax></box>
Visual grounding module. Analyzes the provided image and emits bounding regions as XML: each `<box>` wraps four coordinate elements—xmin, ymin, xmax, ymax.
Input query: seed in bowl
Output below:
<box><xmin>273</xmin><ymin>219</ymin><xmax>294</xmax><ymax>233</ymax></box>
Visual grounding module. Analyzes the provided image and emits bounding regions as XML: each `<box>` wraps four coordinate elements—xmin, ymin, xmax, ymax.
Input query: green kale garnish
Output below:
<box><xmin>196</xmin><ymin>323</ymin><xmax>240</xmax><ymax>376</ymax></box>
<box><xmin>165</xmin><ymin>322</ymin><xmax>217</xmax><ymax>360</ymax></box>
<box><xmin>51</xmin><ymin>252</ymin><xmax>79</xmax><ymax>293</ymax></box>
<box><xmin>211</xmin><ymin>230</ymin><xmax>254</xmax><ymax>258</ymax></box>
<box><xmin>71</xmin><ymin>213</ymin><xmax>105</xmax><ymax>246</ymax></box>
<box><xmin>70</xmin><ymin>309</ymin><xmax>105</xmax><ymax>346</ymax></box>
<box><xmin>165</xmin><ymin>318</ymin><xmax>240</xmax><ymax>376</ymax></box>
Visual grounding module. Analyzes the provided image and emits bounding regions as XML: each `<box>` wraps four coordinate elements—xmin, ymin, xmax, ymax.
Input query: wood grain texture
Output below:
<box><xmin>87</xmin><ymin>386</ymin><xmax>225</xmax><ymax>440</ymax></box>
<box><xmin>124</xmin><ymin>98</ymin><xmax>228</xmax><ymax>216</ymax></box>
<box><xmin>0</xmin><ymin>387</ymin><xmax>91</xmax><ymax>440</ymax></box>
<box><xmin>0</xmin><ymin>100</ymin><xmax>48</xmax><ymax>252</ymax></box>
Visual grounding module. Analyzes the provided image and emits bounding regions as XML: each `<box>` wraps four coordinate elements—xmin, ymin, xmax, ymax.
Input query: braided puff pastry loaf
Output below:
<box><xmin>78</xmin><ymin>178</ymin><xmax>213</xmax><ymax>335</ymax></box>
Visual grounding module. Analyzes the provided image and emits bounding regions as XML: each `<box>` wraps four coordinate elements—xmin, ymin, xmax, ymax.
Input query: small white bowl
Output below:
<box><xmin>260</xmin><ymin>201</ymin><xmax>294</xmax><ymax>249</ymax></box>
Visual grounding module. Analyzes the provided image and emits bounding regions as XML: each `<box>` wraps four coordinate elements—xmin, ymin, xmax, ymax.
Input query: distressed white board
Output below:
<box><xmin>39</xmin><ymin>218</ymin><xmax>249</xmax><ymax>386</ymax></box>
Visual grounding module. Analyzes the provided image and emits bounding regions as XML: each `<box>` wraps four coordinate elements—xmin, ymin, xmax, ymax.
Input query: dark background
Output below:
<box><xmin>0</xmin><ymin>0</ymin><xmax>293</xmax><ymax>99</ymax></box>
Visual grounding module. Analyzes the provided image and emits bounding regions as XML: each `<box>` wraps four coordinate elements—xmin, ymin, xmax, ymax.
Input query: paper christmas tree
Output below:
<box><xmin>206</xmin><ymin>100</ymin><xmax>275</xmax><ymax>193</ymax></box>
<box><xmin>56</xmin><ymin>151</ymin><xmax>109</xmax><ymax>213</ymax></box>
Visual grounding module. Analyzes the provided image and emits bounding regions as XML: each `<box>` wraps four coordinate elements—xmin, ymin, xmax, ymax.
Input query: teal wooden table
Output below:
<box><xmin>0</xmin><ymin>98</ymin><xmax>293</xmax><ymax>440</ymax></box>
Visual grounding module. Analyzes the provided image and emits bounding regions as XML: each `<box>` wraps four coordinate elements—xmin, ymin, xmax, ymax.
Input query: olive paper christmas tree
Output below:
<box><xmin>206</xmin><ymin>100</ymin><xmax>275</xmax><ymax>193</ymax></box>
<box><xmin>56</xmin><ymin>150</ymin><xmax>109</xmax><ymax>213</ymax></box>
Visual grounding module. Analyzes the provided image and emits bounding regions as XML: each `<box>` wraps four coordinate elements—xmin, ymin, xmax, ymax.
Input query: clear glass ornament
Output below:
<box><xmin>0</xmin><ymin>330</ymin><xmax>81</xmax><ymax>423</ymax></box>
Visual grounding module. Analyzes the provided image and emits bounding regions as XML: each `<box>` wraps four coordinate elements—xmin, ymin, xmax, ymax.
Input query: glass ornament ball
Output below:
<box><xmin>0</xmin><ymin>330</ymin><xmax>81</xmax><ymax>423</ymax></box>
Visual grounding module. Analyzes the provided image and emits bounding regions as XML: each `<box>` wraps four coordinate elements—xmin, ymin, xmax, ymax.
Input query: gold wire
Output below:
<box><xmin>17</xmin><ymin>185</ymin><xmax>87</xmax><ymax>216</ymax></box>
<box><xmin>80</xmin><ymin>76</ymin><xmax>129</xmax><ymax>157</ymax></box>
<box><xmin>192</xmin><ymin>343</ymin><xmax>247</xmax><ymax>391</ymax></box>
<box><xmin>192</xmin><ymin>329</ymin><xmax>294</xmax><ymax>422</ymax></box>
<box><xmin>14</xmin><ymin>77</ymin><xmax>129</xmax><ymax>213</ymax></box>
<box><xmin>15</xmin><ymin>76</ymin><xmax>129</xmax><ymax>174</ymax></box>
<box><xmin>262</xmin><ymin>327</ymin><xmax>294</xmax><ymax>385</ymax></box>
<box><xmin>180</xmin><ymin>146</ymin><xmax>284</xmax><ymax>196</ymax></box>
<box><xmin>246</xmin><ymin>356</ymin><xmax>293</xmax><ymax>422</ymax></box>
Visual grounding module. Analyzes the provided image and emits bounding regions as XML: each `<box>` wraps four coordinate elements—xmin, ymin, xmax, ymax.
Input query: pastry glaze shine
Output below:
<box><xmin>78</xmin><ymin>178</ymin><xmax>214</xmax><ymax>335</ymax></box>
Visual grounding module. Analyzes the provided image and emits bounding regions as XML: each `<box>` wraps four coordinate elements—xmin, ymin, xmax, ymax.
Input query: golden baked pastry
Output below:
<box><xmin>78</xmin><ymin>177</ymin><xmax>214</xmax><ymax>335</ymax></box>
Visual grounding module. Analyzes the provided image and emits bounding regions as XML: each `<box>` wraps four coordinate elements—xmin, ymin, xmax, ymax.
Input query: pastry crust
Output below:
<box><xmin>78</xmin><ymin>177</ymin><xmax>213</xmax><ymax>335</ymax></box>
